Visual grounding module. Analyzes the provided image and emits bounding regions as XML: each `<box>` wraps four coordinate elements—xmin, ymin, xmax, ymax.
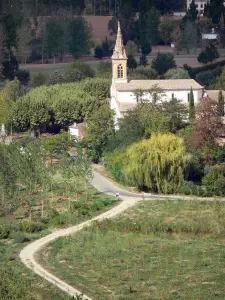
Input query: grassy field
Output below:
<box><xmin>43</xmin><ymin>200</ymin><xmax>225</xmax><ymax>299</ymax></box>
<box><xmin>20</xmin><ymin>60</ymin><xmax>102</xmax><ymax>75</ymax></box>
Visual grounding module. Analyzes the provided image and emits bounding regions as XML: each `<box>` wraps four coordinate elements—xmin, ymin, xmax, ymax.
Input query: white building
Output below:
<box><xmin>110</xmin><ymin>23</ymin><xmax>204</xmax><ymax>129</ymax></box>
<box><xmin>187</xmin><ymin>0</ymin><xmax>207</xmax><ymax>13</ymax></box>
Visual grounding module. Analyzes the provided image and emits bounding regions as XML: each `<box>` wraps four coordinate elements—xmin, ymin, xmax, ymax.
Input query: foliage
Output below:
<box><xmin>139</xmin><ymin>54</ymin><xmax>148</xmax><ymax>66</ymax></box>
<box><xmin>30</xmin><ymin>72</ymin><xmax>47</xmax><ymax>87</ymax></box>
<box><xmin>164</xmin><ymin>68</ymin><xmax>190</xmax><ymax>79</ymax></box>
<box><xmin>64</xmin><ymin>69</ymin><xmax>84</xmax><ymax>83</ymax></box>
<box><xmin>46</xmin><ymin>70</ymin><xmax>65</xmax><ymax>85</ymax></box>
<box><xmin>193</xmin><ymin>96</ymin><xmax>223</xmax><ymax>149</ymax></box>
<box><xmin>202</xmin><ymin>164</ymin><xmax>225</xmax><ymax>196</ymax></box>
<box><xmin>2</xmin><ymin>52</ymin><xmax>18</xmax><ymax>80</ymax></box>
<box><xmin>94</xmin><ymin>46</ymin><xmax>104</xmax><ymax>59</ymax></box>
<box><xmin>198</xmin><ymin>43</ymin><xmax>220</xmax><ymax>64</ymax></box>
<box><xmin>0</xmin><ymin>264</ymin><xmax>34</xmax><ymax>299</ymax></box>
<box><xmin>67</xmin><ymin>17</ymin><xmax>92</xmax><ymax>58</ymax></box>
<box><xmin>69</xmin><ymin>61</ymin><xmax>95</xmax><ymax>78</ymax></box>
<box><xmin>186</xmin><ymin>0</ymin><xmax>198</xmax><ymax>22</ymax></box>
<box><xmin>12</xmin><ymin>79</ymin><xmax>110</xmax><ymax>131</ymax></box>
<box><xmin>218</xmin><ymin>89</ymin><xmax>224</xmax><ymax>116</ymax></box>
<box><xmin>195</xmin><ymin>70</ymin><xmax>217</xmax><ymax>86</ymax></box>
<box><xmin>131</xmin><ymin>66</ymin><xmax>158</xmax><ymax>79</ymax></box>
<box><xmin>180</xmin><ymin>21</ymin><xmax>198</xmax><ymax>54</ymax></box>
<box><xmin>151</xmin><ymin>53</ymin><xmax>176</xmax><ymax>75</ymax></box>
<box><xmin>96</xmin><ymin>62</ymin><xmax>111</xmax><ymax>78</ymax></box>
<box><xmin>125</xmin><ymin>40</ymin><xmax>138</xmax><ymax>57</ymax></box>
<box><xmin>204</xmin><ymin>0</ymin><xmax>225</xmax><ymax>24</ymax></box>
<box><xmin>83</xmin><ymin>104</ymin><xmax>114</xmax><ymax>161</ymax></box>
<box><xmin>127</xmin><ymin>55</ymin><xmax>137</xmax><ymax>69</ymax></box>
<box><xmin>15</xmin><ymin>69</ymin><xmax>30</xmax><ymax>85</ymax></box>
<box><xmin>189</xmin><ymin>87</ymin><xmax>195</xmax><ymax>122</ymax></box>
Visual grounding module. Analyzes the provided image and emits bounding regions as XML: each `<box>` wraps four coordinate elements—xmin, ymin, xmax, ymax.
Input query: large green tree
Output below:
<box><xmin>68</xmin><ymin>17</ymin><xmax>92</xmax><ymax>58</ymax></box>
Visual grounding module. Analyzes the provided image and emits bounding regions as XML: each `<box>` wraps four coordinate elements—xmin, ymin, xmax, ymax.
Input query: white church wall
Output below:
<box><xmin>117</xmin><ymin>89</ymin><xmax>203</xmax><ymax>104</ymax></box>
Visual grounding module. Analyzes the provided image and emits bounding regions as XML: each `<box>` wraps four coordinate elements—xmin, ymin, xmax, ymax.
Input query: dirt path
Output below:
<box><xmin>20</xmin><ymin>170</ymin><xmax>225</xmax><ymax>299</ymax></box>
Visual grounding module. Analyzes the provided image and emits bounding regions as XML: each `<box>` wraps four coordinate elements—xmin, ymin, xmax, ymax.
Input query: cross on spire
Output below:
<box><xmin>112</xmin><ymin>21</ymin><xmax>127</xmax><ymax>59</ymax></box>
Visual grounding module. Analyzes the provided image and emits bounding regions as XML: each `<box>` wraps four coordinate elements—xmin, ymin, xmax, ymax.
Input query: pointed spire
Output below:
<box><xmin>112</xmin><ymin>21</ymin><xmax>127</xmax><ymax>59</ymax></box>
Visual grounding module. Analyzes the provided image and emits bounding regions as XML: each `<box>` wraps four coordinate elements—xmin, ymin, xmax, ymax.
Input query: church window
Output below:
<box><xmin>118</xmin><ymin>64</ymin><xmax>123</xmax><ymax>78</ymax></box>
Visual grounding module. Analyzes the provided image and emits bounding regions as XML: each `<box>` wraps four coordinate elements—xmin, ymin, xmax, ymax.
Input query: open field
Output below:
<box><xmin>42</xmin><ymin>200</ymin><xmax>225</xmax><ymax>299</ymax></box>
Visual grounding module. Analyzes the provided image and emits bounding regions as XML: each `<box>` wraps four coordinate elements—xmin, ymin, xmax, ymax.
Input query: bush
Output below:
<box><xmin>46</xmin><ymin>70</ymin><xmax>65</xmax><ymax>85</ymax></box>
<box><xmin>30</xmin><ymin>72</ymin><xmax>47</xmax><ymax>87</ymax></box>
<box><xmin>64</xmin><ymin>69</ymin><xmax>84</xmax><ymax>83</ymax></box>
<box><xmin>0</xmin><ymin>224</ymin><xmax>10</xmax><ymax>239</ymax></box>
<box><xmin>94</xmin><ymin>46</ymin><xmax>104</xmax><ymax>59</ymax></box>
<box><xmin>152</xmin><ymin>53</ymin><xmax>176</xmax><ymax>75</ymax></box>
<box><xmin>15</xmin><ymin>69</ymin><xmax>30</xmax><ymax>85</ymax></box>
<box><xmin>197</xmin><ymin>43</ymin><xmax>219</xmax><ymax>64</ymax></box>
<box><xmin>69</xmin><ymin>61</ymin><xmax>95</xmax><ymax>78</ymax></box>
<box><xmin>10</xmin><ymin>231</ymin><xmax>30</xmax><ymax>243</ymax></box>
<box><xmin>96</xmin><ymin>62</ymin><xmax>111</xmax><ymax>78</ymax></box>
<box><xmin>178</xmin><ymin>181</ymin><xmax>204</xmax><ymax>196</ymax></box>
<box><xmin>165</xmin><ymin>68</ymin><xmax>190</xmax><ymax>79</ymax></box>
<box><xmin>16</xmin><ymin>221</ymin><xmax>46</xmax><ymax>233</ymax></box>
<box><xmin>195</xmin><ymin>70</ymin><xmax>216</xmax><ymax>86</ymax></box>
<box><xmin>128</xmin><ymin>55</ymin><xmax>137</xmax><ymax>70</ymax></box>
<box><xmin>139</xmin><ymin>54</ymin><xmax>148</xmax><ymax>67</ymax></box>
<box><xmin>134</xmin><ymin>66</ymin><xmax>158</xmax><ymax>79</ymax></box>
<box><xmin>50</xmin><ymin>214</ymin><xmax>67</xmax><ymax>226</ymax></box>
<box><xmin>202</xmin><ymin>165</ymin><xmax>225</xmax><ymax>196</ymax></box>
<box><xmin>185</xmin><ymin>59</ymin><xmax>225</xmax><ymax>78</ymax></box>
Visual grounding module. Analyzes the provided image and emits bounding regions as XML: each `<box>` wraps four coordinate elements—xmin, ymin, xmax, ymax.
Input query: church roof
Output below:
<box><xmin>111</xmin><ymin>22</ymin><xmax>127</xmax><ymax>60</ymax></box>
<box><xmin>115</xmin><ymin>79</ymin><xmax>204</xmax><ymax>91</ymax></box>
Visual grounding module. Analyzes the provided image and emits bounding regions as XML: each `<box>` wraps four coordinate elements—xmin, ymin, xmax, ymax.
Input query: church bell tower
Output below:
<box><xmin>112</xmin><ymin>22</ymin><xmax>128</xmax><ymax>84</ymax></box>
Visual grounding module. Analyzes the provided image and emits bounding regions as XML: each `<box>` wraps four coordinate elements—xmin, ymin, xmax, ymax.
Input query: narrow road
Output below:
<box><xmin>20</xmin><ymin>170</ymin><xmax>224</xmax><ymax>299</ymax></box>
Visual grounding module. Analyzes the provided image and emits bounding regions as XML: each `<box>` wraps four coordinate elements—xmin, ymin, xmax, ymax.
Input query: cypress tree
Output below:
<box><xmin>189</xmin><ymin>87</ymin><xmax>195</xmax><ymax>122</ymax></box>
<box><xmin>218</xmin><ymin>89</ymin><xmax>224</xmax><ymax>116</ymax></box>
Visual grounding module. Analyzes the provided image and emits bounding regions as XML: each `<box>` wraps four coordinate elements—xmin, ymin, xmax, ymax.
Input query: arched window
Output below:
<box><xmin>117</xmin><ymin>64</ymin><xmax>123</xmax><ymax>78</ymax></box>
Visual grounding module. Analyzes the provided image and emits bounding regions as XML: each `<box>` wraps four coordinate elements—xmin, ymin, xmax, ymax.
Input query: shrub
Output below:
<box><xmin>197</xmin><ymin>43</ymin><xmax>219</xmax><ymax>64</ymax></box>
<box><xmin>16</xmin><ymin>221</ymin><xmax>46</xmax><ymax>233</ymax></box>
<box><xmin>202</xmin><ymin>165</ymin><xmax>225</xmax><ymax>196</ymax></box>
<box><xmin>139</xmin><ymin>54</ymin><xmax>148</xmax><ymax>66</ymax></box>
<box><xmin>152</xmin><ymin>53</ymin><xmax>176</xmax><ymax>75</ymax></box>
<box><xmin>178</xmin><ymin>181</ymin><xmax>204</xmax><ymax>196</ymax></box>
<box><xmin>10</xmin><ymin>231</ymin><xmax>30</xmax><ymax>243</ymax></box>
<box><xmin>50</xmin><ymin>214</ymin><xmax>67</xmax><ymax>226</ymax></box>
<box><xmin>0</xmin><ymin>224</ymin><xmax>10</xmax><ymax>239</ymax></box>
<box><xmin>165</xmin><ymin>68</ymin><xmax>190</xmax><ymax>79</ymax></box>
<box><xmin>64</xmin><ymin>69</ymin><xmax>84</xmax><ymax>83</ymax></box>
<box><xmin>15</xmin><ymin>69</ymin><xmax>30</xmax><ymax>85</ymax></box>
<box><xmin>195</xmin><ymin>70</ymin><xmax>216</xmax><ymax>85</ymax></box>
<box><xmin>96</xmin><ymin>62</ymin><xmax>111</xmax><ymax>78</ymax></box>
<box><xmin>127</xmin><ymin>55</ymin><xmax>137</xmax><ymax>70</ymax></box>
<box><xmin>46</xmin><ymin>70</ymin><xmax>65</xmax><ymax>85</ymax></box>
<box><xmin>30</xmin><ymin>72</ymin><xmax>47</xmax><ymax>87</ymax></box>
<box><xmin>69</xmin><ymin>61</ymin><xmax>95</xmax><ymax>78</ymax></box>
<box><xmin>134</xmin><ymin>66</ymin><xmax>158</xmax><ymax>79</ymax></box>
<box><xmin>94</xmin><ymin>46</ymin><xmax>104</xmax><ymax>59</ymax></box>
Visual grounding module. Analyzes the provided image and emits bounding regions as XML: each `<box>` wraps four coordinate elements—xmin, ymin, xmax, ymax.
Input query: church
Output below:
<box><xmin>110</xmin><ymin>23</ymin><xmax>204</xmax><ymax>129</ymax></box>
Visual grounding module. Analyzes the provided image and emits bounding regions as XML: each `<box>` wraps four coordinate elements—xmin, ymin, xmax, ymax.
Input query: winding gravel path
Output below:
<box><xmin>20</xmin><ymin>170</ymin><xmax>224</xmax><ymax>299</ymax></box>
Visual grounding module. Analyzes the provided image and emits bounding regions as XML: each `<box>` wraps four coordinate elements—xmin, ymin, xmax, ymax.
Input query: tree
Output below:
<box><xmin>16</xmin><ymin>19</ymin><xmax>33</xmax><ymax>64</ymax></box>
<box><xmin>139</xmin><ymin>54</ymin><xmax>148</xmax><ymax>66</ymax></box>
<box><xmin>151</xmin><ymin>53</ymin><xmax>176</xmax><ymax>75</ymax></box>
<box><xmin>0</xmin><ymin>24</ymin><xmax>6</xmax><ymax>79</ymax></box>
<box><xmin>125</xmin><ymin>40</ymin><xmax>138</xmax><ymax>57</ymax></box>
<box><xmin>159</xmin><ymin>16</ymin><xmax>180</xmax><ymax>45</ymax></box>
<box><xmin>218</xmin><ymin>89</ymin><xmax>224</xmax><ymax>116</ymax></box>
<box><xmin>193</xmin><ymin>96</ymin><xmax>223</xmax><ymax>148</ymax></box>
<box><xmin>127</xmin><ymin>55</ymin><xmax>137</xmax><ymax>70</ymax></box>
<box><xmin>139</xmin><ymin>7</ymin><xmax>160</xmax><ymax>49</ymax></box>
<box><xmin>165</xmin><ymin>68</ymin><xmax>190</xmax><ymax>79</ymax></box>
<box><xmin>140</xmin><ymin>41</ymin><xmax>152</xmax><ymax>56</ymax></box>
<box><xmin>45</xmin><ymin>18</ymin><xmax>65</xmax><ymax>63</ymax></box>
<box><xmin>123</xmin><ymin>133</ymin><xmax>186</xmax><ymax>193</ymax></box>
<box><xmin>204</xmin><ymin>0</ymin><xmax>225</xmax><ymax>24</ymax></box>
<box><xmin>180</xmin><ymin>21</ymin><xmax>198</xmax><ymax>54</ymax></box>
<box><xmin>83</xmin><ymin>104</ymin><xmax>114</xmax><ymax>161</ymax></box>
<box><xmin>197</xmin><ymin>43</ymin><xmax>220</xmax><ymax>64</ymax></box>
<box><xmin>189</xmin><ymin>87</ymin><xmax>195</xmax><ymax>122</ymax></box>
<box><xmin>186</xmin><ymin>0</ymin><xmax>198</xmax><ymax>22</ymax></box>
<box><xmin>68</xmin><ymin>17</ymin><xmax>92</xmax><ymax>58</ymax></box>
<box><xmin>94</xmin><ymin>46</ymin><xmax>104</xmax><ymax>59</ymax></box>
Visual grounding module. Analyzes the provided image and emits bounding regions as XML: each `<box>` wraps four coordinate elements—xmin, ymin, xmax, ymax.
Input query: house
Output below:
<box><xmin>202</xmin><ymin>28</ymin><xmax>219</xmax><ymax>41</ymax></box>
<box><xmin>68</xmin><ymin>122</ymin><xmax>86</xmax><ymax>139</ymax></box>
<box><xmin>110</xmin><ymin>23</ymin><xmax>204</xmax><ymax>129</ymax></box>
<box><xmin>187</xmin><ymin>0</ymin><xmax>206</xmax><ymax>14</ymax></box>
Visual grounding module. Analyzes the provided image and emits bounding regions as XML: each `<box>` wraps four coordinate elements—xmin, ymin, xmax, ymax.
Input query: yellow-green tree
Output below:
<box><xmin>124</xmin><ymin>133</ymin><xmax>186</xmax><ymax>193</ymax></box>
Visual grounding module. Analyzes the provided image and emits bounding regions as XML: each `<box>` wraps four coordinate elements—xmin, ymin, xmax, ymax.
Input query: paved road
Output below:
<box><xmin>20</xmin><ymin>170</ymin><xmax>225</xmax><ymax>300</ymax></box>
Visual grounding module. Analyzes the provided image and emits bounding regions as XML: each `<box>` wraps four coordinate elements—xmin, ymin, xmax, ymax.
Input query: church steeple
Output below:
<box><xmin>112</xmin><ymin>22</ymin><xmax>127</xmax><ymax>59</ymax></box>
<box><xmin>111</xmin><ymin>22</ymin><xmax>128</xmax><ymax>84</ymax></box>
